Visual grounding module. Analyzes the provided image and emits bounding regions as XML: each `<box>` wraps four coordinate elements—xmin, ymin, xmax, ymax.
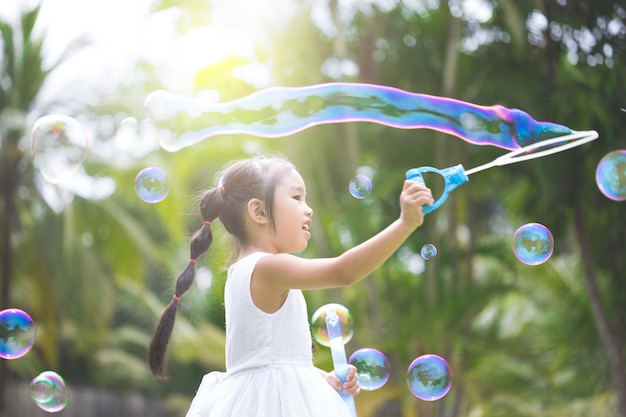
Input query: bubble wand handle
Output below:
<box><xmin>405</xmin><ymin>165</ymin><xmax>469</xmax><ymax>214</ymax></box>
<box><xmin>325</xmin><ymin>309</ymin><xmax>358</xmax><ymax>417</ymax></box>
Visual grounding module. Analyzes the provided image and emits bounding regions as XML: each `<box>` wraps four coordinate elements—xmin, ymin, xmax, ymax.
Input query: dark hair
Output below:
<box><xmin>148</xmin><ymin>155</ymin><xmax>295</xmax><ymax>378</ymax></box>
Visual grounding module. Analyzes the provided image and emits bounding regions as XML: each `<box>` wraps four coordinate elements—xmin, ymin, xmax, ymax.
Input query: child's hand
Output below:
<box><xmin>399</xmin><ymin>180</ymin><xmax>435</xmax><ymax>228</ymax></box>
<box><xmin>324</xmin><ymin>365</ymin><xmax>361</xmax><ymax>397</ymax></box>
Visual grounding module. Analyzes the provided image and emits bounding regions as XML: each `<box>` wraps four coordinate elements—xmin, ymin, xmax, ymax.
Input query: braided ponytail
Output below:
<box><xmin>148</xmin><ymin>155</ymin><xmax>295</xmax><ymax>379</ymax></box>
<box><xmin>148</xmin><ymin>187</ymin><xmax>224</xmax><ymax>378</ymax></box>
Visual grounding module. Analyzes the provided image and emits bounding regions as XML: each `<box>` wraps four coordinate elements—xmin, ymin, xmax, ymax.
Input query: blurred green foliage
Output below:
<box><xmin>0</xmin><ymin>1</ymin><xmax>624</xmax><ymax>416</ymax></box>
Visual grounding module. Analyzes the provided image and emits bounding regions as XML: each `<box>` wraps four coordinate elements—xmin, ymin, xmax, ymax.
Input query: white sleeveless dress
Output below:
<box><xmin>185</xmin><ymin>252</ymin><xmax>352</xmax><ymax>417</ymax></box>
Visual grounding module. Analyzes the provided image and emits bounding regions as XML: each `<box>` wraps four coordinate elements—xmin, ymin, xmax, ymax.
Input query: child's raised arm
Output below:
<box><xmin>254</xmin><ymin>180</ymin><xmax>434</xmax><ymax>292</ymax></box>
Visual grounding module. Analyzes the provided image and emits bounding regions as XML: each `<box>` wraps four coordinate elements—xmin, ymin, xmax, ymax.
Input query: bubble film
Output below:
<box><xmin>144</xmin><ymin>83</ymin><xmax>573</xmax><ymax>152</ymax></box>
<box><xmin>348</xmin><ymin>348</ymin><xmax>390</xmax><ymax>391</ymax></box>
<box><xmin>512</xmin><ymin>223</ymin><xmax>554</xmax><ymax>265</ymax></box>
<box><xmin>134</xmin><ymin>167</ymin><xmax>170</xmax><ymax>203</ymax></box>
<box><xmin>30</xmin><ymin>371</ymin><xmax>69</xmax><ymax>413</ymax></box>
<box><xmin>0</xmin><ymin>309</ymin><xmax>36</xmax><ymax>359</ymax></box>
<box><xmin>349</xmin><ymin>175</ymin><xmax>373</xmax><ymax>199</ymax></box>
<box><xmin>407</xmin><ymin>354</ymin><xmax>452</xmax><ymax>401</ymax></box>
<box><xmin>311</xmin><ymin>303</ymin><xmax>354</xmax><ymax>347</ymax></box>
<box><xmin>31</xmin><ymin>114</ymin><xmax>88</xmax><ymax>183</ymax></box>
<box><xmin>595</xmin><ymin>150</ymin><xmax>626</xmax><ymax>201</ymax></box>
<box><xmin>420</xmin><ymin>244</ymin><xmax>438</xmax><ymax>260</ymax></box>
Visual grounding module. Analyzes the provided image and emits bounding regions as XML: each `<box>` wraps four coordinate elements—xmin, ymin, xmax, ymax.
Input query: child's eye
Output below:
<box><xmin>292</xmin><ymin>195</ymin><xmax>302</xmax><ymax>201</ymax></box>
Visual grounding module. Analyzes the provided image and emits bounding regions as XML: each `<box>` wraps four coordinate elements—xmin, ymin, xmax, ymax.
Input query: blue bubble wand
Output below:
<box><xmin>406</xmin><ymin>130</ymin><xmax>598</xmax><ymax>213</ymax></box>
<box><xmin>325</xmin><ymin>309</ymin><xmax>358</xmax><ymax>417</ymax></box>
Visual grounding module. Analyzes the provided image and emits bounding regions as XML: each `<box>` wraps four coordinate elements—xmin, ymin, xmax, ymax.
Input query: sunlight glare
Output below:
<box><xmin>141</xmin><ymin>0</ymin><xmax>297</xmax><ymax>93</ymax></box>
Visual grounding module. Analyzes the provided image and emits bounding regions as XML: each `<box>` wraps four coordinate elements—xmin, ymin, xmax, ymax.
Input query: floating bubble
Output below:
<box><xmin>349</xmin><ymin>175</ymin><xmax>372</xmax><ymax>199</ymax></box>
<box><xmin>420</xmin><ymin>244</ymin><xmax>437</xmax><ymax>260</ymax></box>
<box><xmin>144</xmin><ymin>84</ymin><xmax>574</xmax><ymax>152</ymax></box>
<box><xmin>407</xmin><ymin>354</ymin><xmax>452</xmax><ymax>401</ymax></box>
<box><xmin>119</xmin><ymin>116</ymin><xmax>138</xmax><ymax>132</ymax></box>
<box><xmin>30</xmin><ymin>371</ymin><xmax>69</xmax><ymax>412</ymax></box>
<box><xmin>595</xmin><ymin>150</ymin><xmax>626</xmax><ymax>201</ymax></box>
<box><xmin>31</xmin><ymin>114</ymin><xmax>88</xmax><ymax>183</ymax></box>
<box><xmin>348</xmin><ymin>348</ymin><xmax>390</xmax><ymax>391</ymax></box>
<box><xmin>134</xmin><ymin>167</ymin><xmax>169</xmax><ymax>203</ymax></box>
<box><xmin>310</xmin><ymin>303</ymin><xmax>354</xmax><ymax>347</ymax></box>
<box><xmin>512</xmin><ymin>223</ymin><xmax>554</xmax><ymax>265</ymax></box>
<box><xmin>0</xmin><ymin>309</ymin><xmax>36</xmax><ymax>359</ymax></box>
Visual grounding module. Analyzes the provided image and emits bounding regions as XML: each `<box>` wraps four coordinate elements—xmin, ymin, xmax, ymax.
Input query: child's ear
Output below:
<box><xmin>247</xmin><ymin>198</ymin><xmax>268</xmax><ymax>224</ymax></box>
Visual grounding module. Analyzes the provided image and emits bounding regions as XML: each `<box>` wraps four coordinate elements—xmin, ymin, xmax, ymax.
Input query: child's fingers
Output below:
<box><xmin>341</xmin><ymin>365</ymin><xmax>361</xmax><ymax>395</ymax></box>
<box><xmin>403</xmin><ymin>179</ymin><xmax>429</xmax><ymax>191</ymax></box>
<box><xmin>403</xmin><ymin>180</ymin><xmax>433</xmax><ymax>197</ymax></box>
<box><xmin>342</xmin><ymin>377</ymin><xmax>361</xmax><ymax>396</ymax></box>
<box><xmin>403</xmin><ymin>189</ymin><xmax>435</xmax><ymax>206</ymax></box>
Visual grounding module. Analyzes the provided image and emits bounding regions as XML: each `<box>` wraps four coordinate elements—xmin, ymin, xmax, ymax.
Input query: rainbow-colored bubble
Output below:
<box><xmin>512</xmin><ymin>223</ymin><xmax>554</xmax><ymax>265</ymax></box>
<box><xmin>407</xmin><ymin>354</ymin><xmax>453</xmax><ymax>401</ymax></box>
<box><xmin>595</xmin><ymin>150</ymin><xmax>626</xmax><ymax>201</ymax></box>
<box><xmin>134</xmin><ymin>167</ymin><xmax>169</xmax><ymax>203</ymax></box>
<box><xmin>349</xmin><ymin>175</ymin><xmax>373</xmax><ymax>199</ymax></box>
<box><xmin>31</xmin><ymin>114</ymin><xmax>88</xmax><ymax>183</ymax></box>
<box><xmin>0</xmin><ymin>308</ymin><xmax>36</xmax><ymax>360</ymax></box>
<box><xmin>421</xmin><ymin>244</ymin><xmax>438</xmax><ymax>260</ymax></box>
<box><xmin>144</xmin><ymin>83</ymin><xmax>573</xmax><ymax>152</ymax></box>
<box><xmin>30</xmin><ymin>370</ymin><xmax>69</xmax><ymax>412</ymax></box>
<box><xmin>348</xmin><ymin>348</ymin><xmax>390</xmax><ymax>391</ymax></box>
<box><xmin>310</xmin><ymin>303</ymin><xmax>354</xmax><ymax>347</ymax></box>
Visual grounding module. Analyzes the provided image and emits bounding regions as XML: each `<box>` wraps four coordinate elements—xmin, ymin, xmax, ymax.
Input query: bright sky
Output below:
<box><xmin>1</xmin><ymin>0</ymin><xmax>298</xmax><ymax>203</ymax></box>
<box><xmin>2</xmin><ymin>0</ymin><xmax>152</xmax><ymax>99</ymax></box>
<box><xmin>4</xmin><ymin>0</ymin><xmax>498</xmax><ymax>95</ymax></box>
<box><xmin>1</xmin><ymin>0</ymin><xmax>299</xmax><ymax>102</ymax></box>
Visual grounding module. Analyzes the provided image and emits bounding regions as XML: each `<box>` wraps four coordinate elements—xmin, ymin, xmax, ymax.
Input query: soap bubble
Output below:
<box><xmin>119</xmin><ymin>116</ymin><xmax>138</xmax><ymax>133</ymax></box>
<box><xmin>348</xmin><ymin>348</ymin><xmax>390</xmax><ymax>390</ymax></box>
<box><xmin>0</xmin><ymin>309</ymin><xmax>36</xmax><ymax>359</ymax></box>
<box><xmin>31</xmin><ymin>114</ymin><xmax>88</xmax><ymax>183</ymax></box>
<box><xmin>143</xmin><ymin>84</ymin><xmax>571</xmax><ymax>152</ymax></box>
<box><xmin>512</xmin><ymin>223</ymin><xmax>554</xmax><ymax>265</ymax></box>
<box><xmin>595</xmin><ymin>150</ymin><xmax>626</xmax><ymax>201</ymax></box>
<box><xmin>30</xmin><ymin>371</ymin><xmax>69</xmax><ymax>412</ymax></box>
<box><xmin>349</xmin><ymin>175</ymin><xmax>372</xmax><ymax>199</ymax></box>
<box><xmin>310</xmin><ymin>303</ymin><xmax>353</xmax><ymax>347</ymax></box>
<box><xmin>407</xmin><ymin>354</ymin><xmax>452</xmax><ymax>401</ymax></box>
<box><xmin>134</xmin><ymin>167</ymin><xmax>169</xmax><ymax>203</ymax></box>
<box><xmin>420</xmin><ymin>244</ymin><xmax>437</xmax><ymax>260</ymax></box>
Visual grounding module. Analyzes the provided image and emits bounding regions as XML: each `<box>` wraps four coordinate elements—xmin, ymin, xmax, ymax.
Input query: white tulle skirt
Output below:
<box><xmin>185</xmin><ymin>364</ymin><xmax>352</xmax><ymax>417</ymax></box>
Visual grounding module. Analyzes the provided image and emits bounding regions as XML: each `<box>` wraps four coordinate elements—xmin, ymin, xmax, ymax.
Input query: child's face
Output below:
<box><xmin>271</xmin><ymin>168</ymin><xmax>313</xmax><ymax>253</ymax></box>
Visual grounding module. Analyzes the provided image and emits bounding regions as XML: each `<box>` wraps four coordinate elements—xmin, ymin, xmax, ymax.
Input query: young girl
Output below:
<box><xmin>148</xmin><ymin>155</ymin><xmax>434</xmax><ymax>417</ymax></box>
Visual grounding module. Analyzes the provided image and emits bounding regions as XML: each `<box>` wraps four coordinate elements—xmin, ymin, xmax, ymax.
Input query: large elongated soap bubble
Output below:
<box><xmin>144</xmin><ymin>83</ymin><xmax>573</xmax><ymax>152</ymax></box>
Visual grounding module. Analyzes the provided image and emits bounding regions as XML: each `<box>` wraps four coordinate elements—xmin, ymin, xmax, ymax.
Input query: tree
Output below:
<box><xmin>474</xmin><ymin>1</ymin><xmax>626</xmax><ymax>414</ymax></box>
<box><xmin>265</xmin><ymin>1</ymin><xmax>626</xmax><ymax>416</ymax></box>
<box><xmin>30</xmin><ymin>0</ymin><xmax>619</xmax><ymax>415</ymax></box>
<box><xmin>0</xmin><ymin>4</ymin><xmax>189</xmax><ymax>414</ymax></box>
<box><xmin>0</xmin><ymin>3</ymin><xmax>87</xmax><ymax>411</ymax></box>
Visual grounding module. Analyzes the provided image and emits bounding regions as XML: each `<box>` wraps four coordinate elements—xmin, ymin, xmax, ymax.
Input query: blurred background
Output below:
<box><xmin>0</xmin><ymin>0</ymin><xmax>625</xmax><ymax>416</ymax></box>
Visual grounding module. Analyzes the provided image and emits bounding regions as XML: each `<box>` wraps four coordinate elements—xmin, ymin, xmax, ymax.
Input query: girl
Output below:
<box><xmin>148</xmin><ymin>155</ymin><xmax>434</xmax><ymax>417</ymax></box>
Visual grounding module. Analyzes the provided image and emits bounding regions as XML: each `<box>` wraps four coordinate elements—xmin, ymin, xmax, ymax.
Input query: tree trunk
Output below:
<box><xmin>573</xmin><ymin>202</ymin><xmax>626</xmax><ymax>416</ymax></box>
